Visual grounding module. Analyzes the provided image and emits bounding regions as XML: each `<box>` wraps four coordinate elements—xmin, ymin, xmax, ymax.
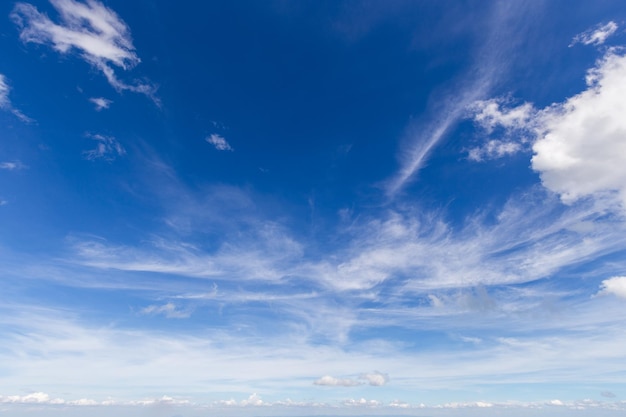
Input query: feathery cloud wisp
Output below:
<box><xmin>0</xmin><ymin>73</ymin><xmax>33</xmax><ymax>122</ymax></box>
<box><xmin>12</xmin><ymin>0</ymin><xmax>157</xmax><ymax>101</ymax></box>
<box><xmin>570</xmin><ymin>21</ymin><xmax>618</xmax><ymax>47</ymax></box>
<box><xmin>83</xmin><ymin>133</ymin><xmax>125</xmax><ymax>161</ymax></box>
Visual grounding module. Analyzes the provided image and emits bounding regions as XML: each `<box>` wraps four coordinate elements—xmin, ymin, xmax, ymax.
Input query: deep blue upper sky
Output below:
<box><xmin>2</xmin><ymin>1</ymin><xmax>626</xmax><ymax>416</ymax></box>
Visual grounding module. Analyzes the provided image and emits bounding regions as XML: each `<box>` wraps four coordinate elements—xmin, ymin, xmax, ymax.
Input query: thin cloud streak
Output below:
<box><xmin>386</xmin><ymin>2</ymin><xmax>532</xmax><ymax>196</ymax></box>
<box><xmin>0</xmin><ymin>73</ymin><xmax>33</xmax><ymax>122</ymax></box>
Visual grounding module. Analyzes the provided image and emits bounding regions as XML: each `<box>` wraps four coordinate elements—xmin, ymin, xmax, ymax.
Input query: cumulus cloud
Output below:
<box><xmin>240</xmin><ymin>393</ymin><xmax>264</xmax><ymax>406</ymax></box>
<box><xmin>468</xmin><ymin>139</ymin><xmax>522</xmax><ymax>162</ymax></box>
<box><xmin>467</xmin><ymin>99</ymin><xmax>534</xmax><ymax>161</ymax></box>
<box><xmin>532</xmin><ymin>50</ymin><xmax>626</xmax><ymax>206</ymax></box>
<box><xmin>12</xmin><ymin>0</ymin><xmax>157</xmax><ymax>101</ymax></box>
<box><xmin>314</xmin><ymin>375</ymin><xmax>361</xmax><ymax>387</ymax></box>
<box><xmin>89</xmin><ymin>96</ymin><xmax>112</xmax><ymax>110</ymax></box>
<box><xmin>0</xmin><ymin>392</ymin><xmax>64</xmax><ymax>405</ymax></box>
<box><xmin>206</xmin><ymin>134</ymin><xmax>233</xmax><ymax>151</ymax></box>
<box><xmin>471</xmin><ymin>49</ymin><xmax>626</xmax><ymax>209</ymax></box>
<box><xmin>314</xmin><ymin>372</ymin><xmax>388</xmax><ymax>387</ymax></box>
<box><xmin>571</xmin><ymin>21</ymin><xmax>619</xmax><ymax>47</ymax></box>
<box><xmin>342</xmin><ymin>398</ymin><xmax>381</xmax><ymax>407</ymax></box>
<box><xmin>361</xmin><ymin>371</ymin><xmax>389</xmax><ymax>386</ymax></box>
<box><xmin>83</xmin><ymin>133</ymin><xmax>125</xmax><ymax>160</ymax></box>
<box><xmin>140</xmin><ymin>302</ymin><xmax>191</xmax><ymax>319</ymax></box>
<box><xmin>597</xmin><ymin>276</ymin><xmax>626</xmax><ymax>299</ymax></box>
<box><xmin>0</xmin><ymin>73</ymin><xmax>33</xmax><ymax>122</ymax></box>
<box><xmin>472</xmin><ymin>99</ymin><xmax>535</xmax><ymax>133</ymax></box>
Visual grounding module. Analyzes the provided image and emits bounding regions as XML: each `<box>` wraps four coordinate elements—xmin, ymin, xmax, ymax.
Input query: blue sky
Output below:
<box><xmin>2</xmin><ymin>1</ymin><xmax>626</xmax><ymax>416</ymax></box>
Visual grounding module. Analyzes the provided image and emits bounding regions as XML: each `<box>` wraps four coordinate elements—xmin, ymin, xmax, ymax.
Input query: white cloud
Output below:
<box><xmin>314</xmin><ymin>375</ymin><xmax>361</xmax><ymax>387</ymax></box>
<box><xmin>314</xmin><ymin>372</ymin><xmax>388</xmax><ymax>387</ymax></box>
<box><xmin>361</xmin><ymin>371</ymin><xmax>389</xmax><ymax>386</ymax></box>
<box><xmin>571</xmin><ymin>21</ymin><xmax>619</xmax><ymax>47</ymax></box>
<box><xmin>12</xmin><ymin>0</ymin><xmax>157</xmax><ymax>101</ymax></box>
<box><xmin>386</xmin><ymin>2</ymin><xmax>531</xmax><ymax>195</ymax></box>
<box><xmin>240</xmin><ymin>393</ymin><xmax>264</xmax><ymax>406</ymax></box>
<box><xmin>472</xmin><ymin>99</ymin><xmax>535</xmax><ymax>133</ymax></box>
<box><xmin>0</xmin><ymin>73</ymin><xmax>33</xmax><ymax>122</ymax></box>
<box><xmin>140</xmin><ymin>302</ymin><xmax>191</xmax><ymax>319</ymax></box>
<box><xmin>468</xmin><ymin>139</ymin><xmax>522</xmax><ymax>162</ymax></box>
<box><xmin>206</xmin><ymin>134</ymin><xmax>233</xmax><ymax>151</ymax></box>
<box><xmin>0</xmin><ymin>161</ymin><xmax>27</xmax><ymax>170</ymax></box>
<box><xmin>83</xmin><ymin>133</ymin><xmax>125</xmax><ymax>160</ymax></box>
<box><xmin>342</xmin><ymin>398</ymin><xmax>382</xmax><ymax>407</ymax></box>
<box><xmin>597</xmin><ymin>276</ymin><xmax>626</xmax><ymax>299</ymax></box>
<box><xmin>471</xmin><ymin>49</ymin><xmax>626</xmax><ymax>209</ymax></box>
<box><xmin>532</xmin><ymin>50</ymin><xmax>626</xmax><ymax>206</ymax></box>
<box><xmin>467</xmin><ymin>99</ymin><xmax>535</xmax><ymax>161</ymax></box>
<box><xmin>0</xmin><ymin>74</ymin><xmax>9</xmax><ymax>109</ymax></box>
<box><xmin>89</xmin><ymin>96</ymin><xmax>112</xmax><ymax>110</ymax></box>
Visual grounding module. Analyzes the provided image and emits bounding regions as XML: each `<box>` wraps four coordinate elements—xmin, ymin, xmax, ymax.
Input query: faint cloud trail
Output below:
<box><xmin>386</xmin><ymin>2</ymin><xmax>533</xmax><ymax>197</ymax></box>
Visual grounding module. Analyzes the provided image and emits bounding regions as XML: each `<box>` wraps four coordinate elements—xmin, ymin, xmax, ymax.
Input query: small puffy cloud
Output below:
<box><xmin>468</xmin><ymin>140</ymin><xmax>522</xmax><ymax>162</ymax></box>
<box><xmin>468</xmin><ymin>99</ymin><xmax>534</xmax><ymax>161</ymax></box>
<box><xmin>601</xmin><ymin>391</ymin><xmax>616</xmax><ymax>398</ymax></box>
<box><xmin>89</xmin><ymin>97</ymin><xmax>112</xmax><ymax>110</ymax></box>
<box><xmin>532</xmin><ymin>51</ymin><xmax>626</xmax><ymax>206</ymax></box>
<box><xmin>571</xmin><ymin>21</ymin><xmax>619</xmax><ymax>47</ymax></box>
<box><xmin>0</xmin><ymin>392</ymin><xmax>65</xmax><ymax>405</ymax></box>
<box><xmin>314</xmin><ymin>375</ymin><xmax>361</xmax><ymax>387</ymax></box>
<box><xmin>361</xmin><ymin>371</ymin><xmax>389</xmax><ymax>386</ymax></box>
<box><xmin>206</xmin><ymin>133</ymin><xmax>234</xmax><ymax>151</ymax></box>
<box><xmin>83</xmin><ymin>133</ymin><xmax>125</xmax><ymax>161</ymax></box>
<box><xmin>314</xmin><ymin>372</ymin><xmax>388</xmax><ymax>387</ymax></box>
<box><xmin>0</xmin><ymin>160</ymin><xmax>27</xmax><ymax>170</ymax></box>
<box><xmin>240</xmin><ymin>393</ymin><xmax>263</xmax><ymax>406</ymax></box>
<box><xmin>140</xmin><ymin>302</ymin><xmax>190</xmax><ymax>319</ymax></box>
<box><xmin>12</xmin><ymin>0</ymin><xmax>156</xmax><ymax>100</ymax></box>
<box><xmin>342</xmin><ymin>398</ymin><xmax>381</xmax><ymax>407</ymax></box>
<box><xmin>472</xmin><ymin>99</ymin><xmax>535</xmax><ymax>133</ymax></box>
<box><xmin>597</xmin><ymin>276</ymin><xmax>626</xmax><ymax>299</ymax></box>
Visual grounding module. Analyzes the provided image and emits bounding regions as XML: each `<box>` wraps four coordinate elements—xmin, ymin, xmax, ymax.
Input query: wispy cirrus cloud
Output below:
<box><xmin>570</xmin><ymin>21</ymin><xmax>619</xmax><ymax>47</ymax></box>
<box><xmin>0</xmin><ymin>160</ymin><xmax>27</xmax><ymax>170</ymax></box>
<box><xmin>0</xmin><ymin>74</ymin><xmax>33</xmax><ymax>122</ymax></box>
<box><xmin>206</xmin><ymin>133</ymin><xmax>234</xmax><ymax>151</ymax></box>
<box><xmin>139</xmin><ymin>302</ymin><xmax>191</xmax><ymax>319</ymax></box>
<box><xmin>11</xmin><ymin>0</ymin><xmax>157</xmax><ymax>103</ymax></box>
<box><xmin>386</xmin><ymin>2</ymin><xmax>534</xmax><ymax>195</ymax></box>
<box><xmin>83</xmin><ymin>133</ymin><xmax>125</xmax><ymax>160</ymax></box>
